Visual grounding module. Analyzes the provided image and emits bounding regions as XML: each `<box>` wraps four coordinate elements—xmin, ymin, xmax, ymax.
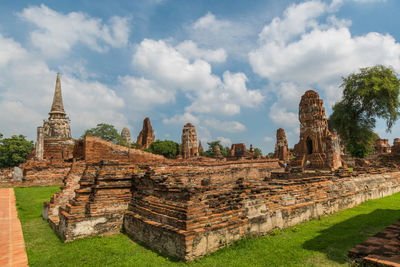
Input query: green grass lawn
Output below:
<box><xmin>14</xmin><ymin>186</ymin><xmax>400</xmax><ymax>267</ymax></box>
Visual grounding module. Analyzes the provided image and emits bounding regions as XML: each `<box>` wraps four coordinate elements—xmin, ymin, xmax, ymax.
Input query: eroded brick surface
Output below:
<box><xmin>124</xmin><ymin>166</ymin><xmax>400</xmax><ymax>261</ymax></box>
<box><xmin>349</xmin><ymin>221</ymin><xmax>400</xmax><ymax>267</ymax></box>
<box><xmin>136</xmin><ymin>117</ymin><xmax>155</xmax><ymax>149</ymax></box>
<box><xmin>292</xmin><ymin>90</ymin><xmax>342</xmax><ymax>170</ymax></box>
<box><xmin>274</xmin><ymin>128</ymin><xmax>289</xmax><ymax>161</ymax></box>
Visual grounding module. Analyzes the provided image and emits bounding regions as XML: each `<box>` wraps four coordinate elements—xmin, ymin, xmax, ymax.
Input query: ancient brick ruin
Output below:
<box><xmin>392</xmin><ymin>138</ymin><xmax>400</xmax><ymax>155</ymax></box>
<box><xmin>292</xmin><ymin>90</ymin><xmax>342</xmax><ymax>170</ymax></box>
<box><xmin>2</xmin><ymin>77</ymin><xmax>400</xmax><ymax>263</ymax></box>
<box><xmin>374</xmin><ymin>138</ymin><xmax>391</xmax><ymax>154</ymax></box>
<box><xmin>228</xmin><ymin>143</ymin><xmax>255</xmax><ymax>160</ymax></box>
<box><xmin>35</xmin><ymin>73</ymin><xmax>74</xmax><ymax>162</ymax></box>
<box><xmin>136</xmin><ymin>117</ymin><xmax>155</xmax><ymax>149</ymax></box>
<box><xmin>121</xmin><ymin>127</ymin><xmax>131</xmax><ymax>146</ymax></box>
<box><xmin>274</xmin><ymin>128</ymin><xmax>289</xmax><ymax>161</ymax></box>
<box><xmin>349</xmin><ymin>220</ymin><xmax>400</xmax><ymax>266</ymax></box>
<box><xmin>198</xmin><ymin>141</ymin><xmax>204</xmax><ymax>154</ymax></box>
<box><xmin>181</xmin><ymin>123</ymin><xmax>199</xmax><ymax>159</ymax></box>
<box><xmin>213</xmin><ymin>144</ymin><xmax>223</xmax><ymax>159</ymax></box>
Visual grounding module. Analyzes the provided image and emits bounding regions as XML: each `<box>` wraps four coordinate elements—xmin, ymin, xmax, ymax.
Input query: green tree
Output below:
<box><xmin>147</xmin><ymin>140</ymin><xmax>179</xmax><ymax>159</ymax></box>
<box><xmin>253</xmin><ymin>147</ymin><xmax>262</xmax><ymax>156</ymax></box>
<box><xmin>329</xmin><ymin>65</ymin><xmax>400</xmax><ymax>158</ymax></box>
<box><xmin>204</xmin><ymin>141</ymin><xmax>229</xmax><ymax>157</ymax></box>
<box><xmin>0</xmin><ymin>134</ymin><xmax>34</xmax><ymax>168</ymax></box>
<box><xmin>82</xmin><ymin>123</ymin><xmax>125</xmax><ymax>145</ymax></box>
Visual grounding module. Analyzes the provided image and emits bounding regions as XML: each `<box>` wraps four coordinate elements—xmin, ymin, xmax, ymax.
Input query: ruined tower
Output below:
<box><xmin>121</xmin><ymin>127</ymin><xmax>131</xmax><ymax>146</ymax></box>
<box><xmin>35</xmin><ymin>73</ymin><xmax>73</xmax><ymax>161</ymax></box>
<box><xmin>181</xmin><ymin>123</ymin><xmax>198</xmax><ymax>159</ymax></box>
<box><xmin>374</xmin><ymin>138</ymin><xmax>391</xmax><ymax>154</ymax></box>
<box><xmin>136</xmin><ymin>118</ymin><xmax>155</xmax><ymax>149</ymax></box>
<box><xmin>392</xmin><ymin>138</ymin><xmax>400</xmax><ymax>155</ymax></box>
<box><xmin>42</xmin><ymin>73</ymin><xmax>72</xmax><ymax>140</ymax></box>
<box><xmin>213</xmin><ymin>144</ymin><xmax>223</xmax><ymax>158</ymax></box>
<box><xmin>198</xmin><ymin>141</ymin><xmax>204</xmax><ymax>154</ymax></box>
<box><xmin>293</xmin><ymin>90</ymin><xmax>341</xmax><ymax>169</ymax></box>
<box><xmin>274</xmin><ymin>128</ymin><xmax>289</xmax><ymax>161</ymax></box>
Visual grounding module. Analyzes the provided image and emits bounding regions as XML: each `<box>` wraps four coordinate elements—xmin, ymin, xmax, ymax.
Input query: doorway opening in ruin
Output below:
<box><xmin>306</xmin><ymin>137</ymin><xmax>313</xmax><ymax>154</ymax></box>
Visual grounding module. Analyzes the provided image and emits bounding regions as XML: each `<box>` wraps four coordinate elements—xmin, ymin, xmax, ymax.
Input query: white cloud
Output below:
<box><xmin>352</xmin><ymin>0</ymin><xmax>386</xmax><ymax>2</ymax></box>
<box><xmin>188</xmin><ymin>12</ymin><xmax>256</xmax><ymax>59</ymax></box>
<box><xmin>162</xmin><ymin>113</ymin><xmax>199</xmax><ymax>125</ymax></box>
<box><xmin>176</xmin><ymin>40</ymin><xmax>227</xmax><ymax>63</ymax></box>
<box><xmin>217</xmin><ymin>136</ymin><xmax>232</xmax><ymax>146</ymax></box>
<box><xmin>18</xmin><ymin>4</ymin><xmax>130</xmax><ymax>57</ymax></box>
<box><xmin>257</xmin><ymin>0</ymin><xmax>327</xmax><ymax>44</ymax></box>
<box><xmin>192</xmin><ymin>12</ymin><xmax>232</xmax><ymax>32</ymax></box>
<box><xmin>118</xmin><ymin>76</ymin><xmax>175</xmax><ymax>109</ymax></box>
<box><xmin>204</xmin><ymin>118</ymin><xmax>246</xmax><ymax>133</ymax></box>
<box><xmin>250</xmin><ymin>0</ymin><xmax>400</xmax><ymax>131</ymax></box>
<box><xmin>0</xmin><ymin>101</ymin><xmax>42</xmax><ymax>136</ymax></box>
<box><xmin>269</xmin><ymin>103</ymin><xmax>298</xmax><ymax>128</ymax></box>
<box><xmin>264</xmin><ymin>136</ymin><xmax>274</xmax><ymax>142</ymax></box>
<box><xmin>186</xmin><ymin>71</ymin><xmax>264</xmax><ymax>115</ymax></box>
<box><xmin>61</xmin><ymin>75</ymin><xmax>127</xmax><ymax>132</ymax></box>
<box><xmin>133</xmin><ymin>39</ymin><xmax>220</xmax><ymax>91</ymax></box>
<box><xmin>133</xmin><ymin>39</ymin><xmax>264</xmax><ymax>116</ymax></box>
<box><xmin>0</xmin><ymin>32</ymin><xmax>127</xmax><ymax>139</ymax></box>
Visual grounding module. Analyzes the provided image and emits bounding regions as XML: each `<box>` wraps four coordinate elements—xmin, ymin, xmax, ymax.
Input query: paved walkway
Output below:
<box><xmin>0</xmin><ymin>188</ymin><xmax>28</xmax><ymax>266</ymax></box>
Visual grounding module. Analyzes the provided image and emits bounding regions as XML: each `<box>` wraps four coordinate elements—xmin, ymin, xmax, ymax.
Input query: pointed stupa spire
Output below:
<box><xmin>49</xmin><ymin>73</ymin><xmax>66</xmax><ymax>116</ymax></box>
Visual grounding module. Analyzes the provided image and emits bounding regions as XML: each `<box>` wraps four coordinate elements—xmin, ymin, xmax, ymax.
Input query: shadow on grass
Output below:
<box><xmin>303</xmin><ymin>209</ymin><xmax>400</xmax><ymax>264</ymax></box>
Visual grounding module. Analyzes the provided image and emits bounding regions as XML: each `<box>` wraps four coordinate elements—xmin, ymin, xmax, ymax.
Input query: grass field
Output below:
<box><xmin>14</xmin><ymin>186</ymin><xmax>400</xmax><ymax>267</ymax></box>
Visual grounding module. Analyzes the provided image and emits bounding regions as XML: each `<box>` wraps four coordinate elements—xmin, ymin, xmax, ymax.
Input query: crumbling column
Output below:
<box><xmin>181</xmin><ymin>123</ymin><xmax>198</xmax><ymax>159</ymax></box>
<box><xmin>274</xmin><ymin>128</ymin><xmax>289</xmax><ymax>161</ymax></box>
<box><xmin>36</xmin><ymin>126</ymin><xmax>44</xmax><ymax>160</ymax></box>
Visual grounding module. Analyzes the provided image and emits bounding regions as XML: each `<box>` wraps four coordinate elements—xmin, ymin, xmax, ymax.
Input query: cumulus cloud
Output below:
<box><xmin>176</xmin><ymin>40</ymin><xmax>227</xmax><ymax>63</ymax></box>
<box><xmin>162</xmin><ymin>113</ymin><xmax>199</xmax><ymax>126</ymax></box>
<box><xmin>118</xmin><ymin>76</ymin><xmax>175</xmax><ymax>109</ymax></box>
<box><xmin>269</xmin><ymin>103</ymin><xmax>298</xmax><ymax>128</ymax></box>
<box><xmin>133</xmin><ymin>39</ymin><xmax>264</xmax><ymax>116</ymax></box>
<box><xmin>352</xmin><ymin>0</ymin><xmax>386</xmax><ymax>2</ymax></box>
<box><xmin>204</xmin><ymin>118</ymin><xmax>246</xmax><ymax>133</ymax></box>
<box><xmin>0</xmin><ymin>32</ymin><xmax>127</xmax><ymax>139</ymax></box>
<box><xmin>217</xmin><ymin>136</ymin><xmax>232</xmax><ymax>146</ymax></box>
<box><xmin>188</xmin><ymin>12</ymin><xmax>256</xmax><ymax>58</ymax></box>
<box><xmin>18</xmin><ymin>4</ymin><xmax>130</xmax><ymax>57</ymax></box>
<box><xmin>133</xmin><ymin>39</ymin><xmax>220</xmax><ymax>91</ymax></box>
<box><xmin>250</xmin><ymin>0</ymin><xmax>400</xmax><ymax>130</ymax></box>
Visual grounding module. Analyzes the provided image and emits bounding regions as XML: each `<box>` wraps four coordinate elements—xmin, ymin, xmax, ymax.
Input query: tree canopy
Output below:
<box><xmin>0</xmin><ymin>134</ymin><xmax>34</xmax><ymax>168</ymax></box>
<box><xmin>253</xmin><ymin>147</ymin><xmax>262</xmax><ymax>156</ymax></box>
<box><xmin>146</xmin><ymin>140</ymin><xmax>179</xmax><ymax>159</ymax></box>
<box><xmin>82</xmin><ymin>123</ymin><xmax>125</xmax><ymax>145</ymax></box>
<box><xmin>329</xmin><ymin>65</ymin><xmax>400</xmax><ymax>158</ymax></box>
<box><xmin>204</xmin><ymin>141</ymin><xmax>230</xmax><ymax>157</ymax></box>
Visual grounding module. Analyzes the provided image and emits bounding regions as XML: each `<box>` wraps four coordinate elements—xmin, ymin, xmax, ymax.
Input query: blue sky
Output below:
<box><xmin>0</xmin><ymin>0</ymin><xmax>399</xmax><ymax>154</ymax></box>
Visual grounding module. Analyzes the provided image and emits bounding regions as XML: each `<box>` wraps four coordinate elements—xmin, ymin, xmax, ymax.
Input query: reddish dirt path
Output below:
<box><xmin>0</xmin><ymin>188</ymin><xmax>28</xmax><ymax>266</ymax></box>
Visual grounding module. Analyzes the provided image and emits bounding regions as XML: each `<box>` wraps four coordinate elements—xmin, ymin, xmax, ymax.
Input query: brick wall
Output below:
<box><xmin>0</xmin><ymin>160</ymin><xmax>71</xmax><ymax>187</ymax></box>
<box><xmin>83</xmin><ymin>136</ymin><xmax>165</xmax><ymax>163</ymax></box>
<box><xmin>124</xmin><ymin>168</ymin><xmax>400</xmax><ymax>261</ymax></box>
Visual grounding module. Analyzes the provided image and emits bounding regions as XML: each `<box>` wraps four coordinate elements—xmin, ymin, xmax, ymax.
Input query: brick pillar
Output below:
<box><xmin>36</xmin><ymin>126</ymin><xmax>44</xmax><ymax>160</ymax></box>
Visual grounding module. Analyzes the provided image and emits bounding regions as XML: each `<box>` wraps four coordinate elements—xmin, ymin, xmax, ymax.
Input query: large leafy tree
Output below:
<box><xmin>0</xmin><ymin>134</ymin><xmax>34</xmax><ymax>168</ymax></box>
<box><xmin>253</xmin><ymin>147</ymin><xmax>262</xmax><ymax>156</ymax></box>
<box><xmin>204</xmin><ymin>141</ymin><xmax>230</xmax><ymax>157</ymax></box>
<box><xmin>329</xmin><ymin>65</ymin><xmax>400</xmax><ymax>158</ymax></box>
<box><xmin>82</xmin><ymin>123</ymin><xmax>125</xmax><ymax>145</ymax></box>
<box><xmin>147</xmin><ymin>140</ymin><xmax>179</xmax><ymax>159</ymax></box>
